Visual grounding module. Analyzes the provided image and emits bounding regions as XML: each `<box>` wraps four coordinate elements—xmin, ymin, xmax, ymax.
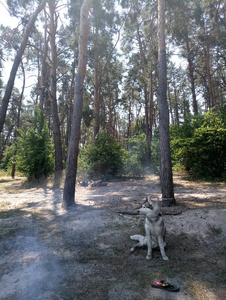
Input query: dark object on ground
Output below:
<box><xmin>151</xmin><ymin>280</ymin><xmax>180</xmax><ymax>292</ymax></box>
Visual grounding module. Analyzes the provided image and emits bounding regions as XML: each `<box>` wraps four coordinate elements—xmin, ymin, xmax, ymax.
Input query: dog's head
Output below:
<box><xmin>138</xmin><ymin>196</ymin><xmax>162</xmax><ymax>215</ymax></box>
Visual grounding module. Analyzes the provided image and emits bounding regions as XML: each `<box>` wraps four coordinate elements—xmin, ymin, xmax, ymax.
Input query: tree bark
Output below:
<box><xmin>127</xmin><ymin>99</ymin><xmax>132</xmax><ymax>141</ymax></box>
<box><xmin>174</xmin><ymin>87</ymin><xmax>179</xmax><ymax>126</ymax></box>
<box><xmin>11</xmin><ymin>62</ymin><xmax>25</xmax><ymax>179</ymax></box>
<box><xmin>136</xmin><ymin>16</ymin><xmax>151</xmax><ymax>170</ymax></box>
<box><xmin>144</xmin><ymin>84</ymin><xmax>151</xmax><ymax>168</ymax></box>
<box><xmin>205</xmin><ymin>43</ymin><xmax>215</xmax><ymax>108</ymax></box>
<box><xmin>93</xmin><ymin>54</ymin><xmax>100</xmax><ymax>137</ymax></box>
<box><xmin>65</xmin><ymin>60</ymin><xmax>76</xmax><ymax>161</ymax></box>
<box><xmin>148</xmin><ymin>69</ymin><xmax>154</xmax><ymax>167</ymax></box>
<box><xmin>63</xmin><ymin>0</ymin><xmax>91</xmax><ymax>209</ymax></box>
<box><xmin>107</xmin><ymin>83</ymin><xmax>113</xmax><ymax>137</ymax></box>
<box><xmin>157</xmin><ymin>0</ymin><xmax>175</xmax><ymax>206</ymax></box>
<box><xmin>39</xmin><ymin>9</ymin><xmax>49</xmax><ymax>110</ymax></box>
<box><xmin>0</xmin><ymin>0</ymin><xmax>47</xmax><ymax>134</ymax></box>
<box><xmin>48</xmin><ymin>0</ymin><xmax>63</xmax><ymax>173</ymax></box>
<box><xmin>186</xmin><ymin>40</ymin><xmax>198</xmax><ymax>114</ymax></box>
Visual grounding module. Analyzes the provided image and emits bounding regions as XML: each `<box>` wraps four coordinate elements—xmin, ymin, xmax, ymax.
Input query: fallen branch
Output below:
<box><xmin>118</xmin><ymin>211</ymin><xmax>140</xmax><ymax>215</ymax></box>
<box><xmin>118</xmin><ymin>207</ymin><xmax>183</xmax><ymax>216</ymax></box>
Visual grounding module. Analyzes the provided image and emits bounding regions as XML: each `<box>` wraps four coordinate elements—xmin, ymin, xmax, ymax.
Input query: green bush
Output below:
<box><xmin>123</xmin><ymin>133</ymin><xmax>147</xmax><ymax>176</ymax></box>
<box><xmin>1</xmin><ymin>144</ymin><xmax>16</xmax><ymax>171</ymax></box>
<box><xmin>170</xmin><ymin>108</ymin><xmax>226</xmax><ymax>180</ymax></box>
<box><xmin>16</xmin><ymin>107</ymin><xmax>54</xmax><ymax>180</ymax></box>
<box><xmin>82</xmin><ymin>132</ymin><xmax>124</xmax><ymax>178</ymax></box>
<box><xmin>77</xmin><ymin>148</ymin><xmax>91</xmax><ymax>180</ymax></box>
<box><xmin>150</xmin><ymin>128</ymin><xmax>160</xmax><ymax>174</ymax></box>
<box><xmin>78</xmin><ymin>133</ymin><xmax>149</xmax><ymax>179</ymax></box>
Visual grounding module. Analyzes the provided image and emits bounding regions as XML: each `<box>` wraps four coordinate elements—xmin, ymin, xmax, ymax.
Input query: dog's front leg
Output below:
<box><xmin>158</xmin><ymin>236</ymin><xmax>169</xmax><ymax>261</ymax></box>
<box><xmin>145</xmin><ymin>230</ymin><xmax>152</xmax><ymax>260</ymax></box>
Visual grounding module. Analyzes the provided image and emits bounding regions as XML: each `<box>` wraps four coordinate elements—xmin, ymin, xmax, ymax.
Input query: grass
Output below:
<box><xmin>0</xmin><ymin>201</ymin><xmax>12</xmax><ymax>209</ymax></box>
<box><xmin>0</xmin><ymin>225</ymin><xmax>25</xmax><ymax>240</ymax></box>
<box><xmin>187</xmin><ymin>280</ymin><xmax>219</xmax><ymax>300</ymax></box>
<box><xmin>0</xmin><ymin>209</ymin><xmax>27</xmax><ymax>218</ymax></box>
<box><xmin>208</xmin><ymin>224</ymin><xmax>222</xmax><ymax>236</ymax></box>
<box><xmin>77</xmin><ymin>248</ymin><xmax>105</xmax><ymax>263</ymax></box>
<box><xmin>218</xmin><ymin>271</ymin><xmax>226</xmax><ymax>284</ymax></box>
<box><xmin>0</xmin><ymin>171</ymin><xmax>65</xmax><ymax>193</ymax></box>
<box><xmin>130</xmin><ymin>266</ymin><xmax>178</xmax><ymax>289</ymax></box>
<box><xmin>131</xmin><ymin>269</ymin><xmax>152</xmax><ymax>288</ymax></box>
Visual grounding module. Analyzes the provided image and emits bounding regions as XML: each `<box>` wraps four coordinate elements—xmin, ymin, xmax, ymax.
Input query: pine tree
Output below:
<box><xmin>157</xmin><ymin>0</ymin><xmax>175</xmax><ymax>206</ymax></box>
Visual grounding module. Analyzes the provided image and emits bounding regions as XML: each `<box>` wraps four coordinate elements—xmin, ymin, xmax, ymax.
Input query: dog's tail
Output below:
<box><xmin>130</xmin><ymin>234</ymin><xmax>145</xmax><ymax>242</ymax></box>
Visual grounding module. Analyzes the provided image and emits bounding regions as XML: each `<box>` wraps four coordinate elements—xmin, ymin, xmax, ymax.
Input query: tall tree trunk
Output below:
<box><xmin>127</xmin><ymin>99</ymin><xmax>132</xmax><ymax>141</ymax></box>
<box><xmin>63</xmin><ymin>0</ymin><xmax>91</xmax><ymax>209</ymax></box>
<box><xmin>0</xmin><ymin>0</ymin><xmax>47</xmax><ymax>134</ymax></box>
<box><xmin>205</xmin><ymin>43</ymin><xmax>215</xmax><ymax>108</ymax></box>
<box><xmin>174</xmin><ymin>88</ymin><xmax>179</xmax><ymax>126</ymax></box>
<box><xmin>148</xmin><ymin>68</ymin><xmax>154</xmax><ymax>166</ymax></box>
<box><xmin>93</xmin><ymin>54</ymin><xmax>100</xmax><ymax>137</ymax></box>
<box><xmin>11</xmin><ymin>62</ymin><xmax>25</xmax><ymax>179</ymax></box>
<box><xmin>65</xmin><ymin>60</ymin><xmax>76</xmax><ymax>161</ymax></box>
<box><xmin>157</xmin><ymin>0</ymin><xmax>175</xmax><ymax>206</ymax></box>
<box><xmin>144</xmin><ymin>84</ymin><xmax>151</xmax><ymax>168</ymax></box>
<box><xmin>186</xmin><ymin>40</ymin><xmax>198</xmax><ymax>114</ymax></box>
<box><xmin>113</xmin><ymin>106</ymin><xmax>118</xmax><ymax>140</ymax></box>
<box><xmin>136</xmin><ymin>16</ymin><xmax>151</xmax><ymax>170</ymax></box>
<box><xmin>39</xmin><ymin>10</ymin><xmax>49</xmax><ymax>110</ymax></box>
<box><xmin>48</xmin><ymin>0</ymin><xmax>63</xmax><ymax>173</ymax></box>
<box><xmin>107</xmin><ymin>83</ymin><xmax>113</xmax><ymax>137</ymax></box>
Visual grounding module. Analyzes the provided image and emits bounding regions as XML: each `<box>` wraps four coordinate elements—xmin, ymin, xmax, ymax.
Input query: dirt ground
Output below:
<box><xmin>0</xmin><ymin>173</ymin><xmax>226</xmax><ymax>300</ymax></box>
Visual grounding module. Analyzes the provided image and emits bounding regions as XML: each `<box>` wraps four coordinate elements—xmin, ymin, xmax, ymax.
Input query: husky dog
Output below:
<box><xmin>130</xmin><ymin>196</ymin><xmax>169</xmax><ymax>261</ymax></box>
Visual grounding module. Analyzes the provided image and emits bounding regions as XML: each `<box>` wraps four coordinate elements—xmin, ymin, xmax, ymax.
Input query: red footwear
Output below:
<box><xmin>151</xmin><ymin>280</ymin><xmax>180</xmax><ymax>292</ymax></box>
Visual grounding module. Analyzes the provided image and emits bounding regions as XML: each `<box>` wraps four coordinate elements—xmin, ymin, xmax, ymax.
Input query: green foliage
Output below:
<box><xmin>170</xmin><ymin>109</ymin><xmax>226</xmax><ymax>180</ymax></box>
<box><xmin>170</xmin><ymin>114</ymin><xmax>204</xmax><ymax>139</ymax></box>
<box><xmin>151</xmin><ymin>128</ymin><xmax>160</xmax><ymax>174</ymax></box>
<box><xmin>77</xmin><ymin>148</ymin><xmax>91</xmax><ymax>181</ymax></box>
<box><xmin>78</xmin><ymin>133</ymin><xmax>149</xmax><ymax>179</ymax></box>
<box><xmin>79</xmin><ymin>132</ymin><xmax>124</xmax><ymax>179</ymax></box>
<box><xmin>123</xmin><ymin>133</ymin><xmax>147</xmax><ymax>176</ymax></box>
<box><xmin>16</xmin><ymin>107</ymin><xmax>54</xmax><ymax>180</ymax></box>
<box><xmin>1</xmin><ymin>144</ymin><xmax>16</xmax><ymax>171</ymax></box>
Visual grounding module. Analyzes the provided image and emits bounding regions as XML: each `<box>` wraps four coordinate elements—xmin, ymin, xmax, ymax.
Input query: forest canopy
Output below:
<box><xmin>0</xmin><ymin>0</ymin><xmax>225</xmax><ymax>181</ymax></box>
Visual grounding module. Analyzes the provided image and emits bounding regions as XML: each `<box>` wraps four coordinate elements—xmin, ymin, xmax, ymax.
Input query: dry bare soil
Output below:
<box><xmin>0</xmin><ymin>174</ymin><xmax>226</xmax><ymax>300</ymax></box>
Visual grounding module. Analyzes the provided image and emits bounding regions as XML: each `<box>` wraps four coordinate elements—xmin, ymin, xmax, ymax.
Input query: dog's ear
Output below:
<box><xmin>147</xmin><ymin>196</ymin><xmax>152</xmax><ymax>205</ymax></box>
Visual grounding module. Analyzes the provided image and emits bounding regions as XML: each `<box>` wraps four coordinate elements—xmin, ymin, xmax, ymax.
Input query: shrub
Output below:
<box><xmin>77</xmin><ymin>148</ymin><xmax>91</xmax><ymax>180</ymax></box>
<box><xmin>1</xmin><ymin>144</ymin><xmax>16</xmax><ymax>171</ymax></box>
<box><xmin>84</xmin><ymin>132</ymin><xmax>124</xmax><ymax>178</ymax></box>
<box><xmin>151</xmin><ymin>128</ymin><xmax>160</xmax><ymax>174</ymax></box>
<box><xmin>123</xmin><ymin>133</ymin><xmax>147</xmax><ymax>176</ymax></box>
<box><xmin>170</xmin><ymin>109</ymin><xmax>226</xmax><ymax>180</ymax></box>
<box><xmin>16</xmin><ymin>107</ymin><xmax>54</xmax><ymax>180</ymax></box>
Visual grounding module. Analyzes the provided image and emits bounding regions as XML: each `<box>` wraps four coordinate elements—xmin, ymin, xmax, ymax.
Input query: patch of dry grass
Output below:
<box><xmin>0</xmin><ymin>172</ymin><xmax>65</xmax><ymax>194</ymax></box>
<box><xmin>0</xmin><ymin>226</ymin><xmax>25</xmax><ymax>240</ymax></box>
<box><xmin>187</xmin><ymin>280</ymin><xmax>221</xmax><ymax>300</ymax></box>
